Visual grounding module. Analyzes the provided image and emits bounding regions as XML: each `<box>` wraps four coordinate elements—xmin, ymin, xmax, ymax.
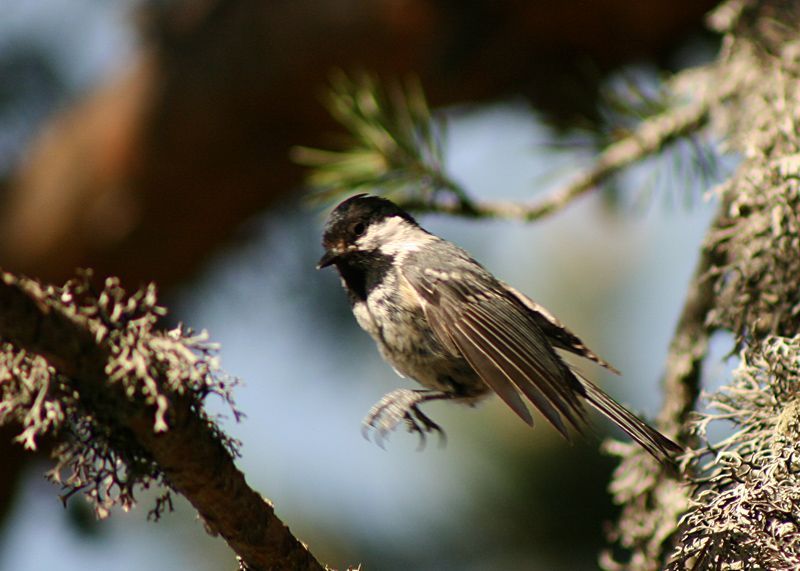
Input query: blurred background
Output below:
<box><xmin>0</xmin><ymin>1</ymin><xmax>726</xmax><ymax>570</ymax></box>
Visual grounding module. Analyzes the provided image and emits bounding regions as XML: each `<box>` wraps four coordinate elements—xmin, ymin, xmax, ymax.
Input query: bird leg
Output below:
<box><xmin>362</xmin><ymin>389</ymin><xmax>451</xmax><ymax>449</ymax></box>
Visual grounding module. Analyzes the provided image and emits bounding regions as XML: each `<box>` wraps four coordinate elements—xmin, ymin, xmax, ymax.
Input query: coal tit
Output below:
<box><xmin>318</xmin><ymin>194</ymin><xmax>681</xmax><ymax>464</ymax></box>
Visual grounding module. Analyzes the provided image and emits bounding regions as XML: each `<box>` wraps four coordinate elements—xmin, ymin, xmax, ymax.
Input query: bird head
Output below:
<box><xmin>317</xmin><ymin>194</ymin><xmax>421</xmax><ymax>269</ymax></box>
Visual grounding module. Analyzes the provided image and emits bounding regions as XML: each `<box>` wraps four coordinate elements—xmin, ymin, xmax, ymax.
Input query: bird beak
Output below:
<box><xmin>317</xmin><ymin>249</ymin><xmax>338</xmax><ymax>269</ymax></box>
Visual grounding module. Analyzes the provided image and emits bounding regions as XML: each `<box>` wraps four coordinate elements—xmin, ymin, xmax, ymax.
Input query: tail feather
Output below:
<box><xmin>579</xmin><ymin>377</ymin><xmax>683</xmax><ymax>465</ymax></box>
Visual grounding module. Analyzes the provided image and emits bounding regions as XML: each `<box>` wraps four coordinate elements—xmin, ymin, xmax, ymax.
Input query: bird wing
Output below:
<box><xmin>402</xmin><ymin>265</ymin><xmax>587</xmax><ymax>439</ymax></box>
<box><xmin>500</xmin><ymin>282</ymin><xmax>620</xmax><ymax>375</ymax></box>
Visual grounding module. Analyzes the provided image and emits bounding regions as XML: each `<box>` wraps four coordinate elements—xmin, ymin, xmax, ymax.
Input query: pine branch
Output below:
<box><xmin>292</xmin><ymin>72</ymin><xmax>477</xmax><ymax>214</ymax></box>
<box><xmin>296</xmin><ymin>72</ymin><xmax>713</xmax><ymax>221</ymax></box>
<box><xmin>398</xmin><ymin>96</ymin><xmax>710</xmax><ymax>221</ymax></box>
<box><xmin>0</xmin><ymin>271</ymin><xmax>329</xmax><ymax>571</ymax></box>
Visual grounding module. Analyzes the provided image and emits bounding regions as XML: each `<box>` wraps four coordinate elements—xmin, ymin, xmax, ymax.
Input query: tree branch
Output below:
<box><xmin>605</xmin><ymin>0</ymin><xmax>800</xmax><ymax>567</ymax></box>
<box><xmin>0</xmin><ymin>272</ymin><xmax>328</xmax><ymax>571</ymax></box>
<box><xmin>398</xmin><ymin>96</ymin><xmax>711</xmax><ymax>221</ymax></box>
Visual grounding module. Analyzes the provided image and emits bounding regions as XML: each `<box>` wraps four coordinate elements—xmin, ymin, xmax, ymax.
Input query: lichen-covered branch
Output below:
<box><xmin>673</xmin><ymin>336</ymin><xmax>800</xmax><ymax>570</ymax></box>
<box><xmin>0</xmin><ymin>271</ymin><xmax>327</xmax><ymax>571</ymax></box>
<box><xmin>605</xmin><ymin>1</ymin><xmax>800</xmax><ymax>569</ymax></box>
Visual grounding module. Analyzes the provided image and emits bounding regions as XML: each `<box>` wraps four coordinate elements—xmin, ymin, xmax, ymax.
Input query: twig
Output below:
<box><xmin>0</xmin><ymin>272</ymin><xmax>327</xmax><ymax>571</ymax></box>
<box><xmin>399</xmin><ymin>98</ymin><xmax>711</xmax><ymax>221</ymax></box>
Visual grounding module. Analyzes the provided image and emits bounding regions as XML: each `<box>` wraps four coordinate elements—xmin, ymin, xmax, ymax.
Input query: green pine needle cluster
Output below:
<box><xmin>292</xmin><ymin>71</ymin><xmax>474</xmax><ymax>211</ymax></box>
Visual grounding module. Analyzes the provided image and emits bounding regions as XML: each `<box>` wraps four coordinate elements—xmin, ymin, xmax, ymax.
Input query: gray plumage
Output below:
<box><xmin>318</xmin><ymin>194</ymin><xmax>681</xmax><ymax>464</ymax></box>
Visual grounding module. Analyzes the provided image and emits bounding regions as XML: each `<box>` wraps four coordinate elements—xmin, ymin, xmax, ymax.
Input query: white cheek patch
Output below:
<box><xmin>357</xmin><ymin>216</ymin><xmax>435</xmax><ymax>257</ymax></box>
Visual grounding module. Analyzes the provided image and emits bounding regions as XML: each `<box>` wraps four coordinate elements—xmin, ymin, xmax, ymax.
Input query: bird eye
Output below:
<box><xmin>352</xmin><ymin>222</ymin><xmax>366</xmax><ymax>236</ymax></box>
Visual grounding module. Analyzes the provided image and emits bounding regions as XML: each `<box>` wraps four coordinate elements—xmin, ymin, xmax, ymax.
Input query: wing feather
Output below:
<box><xmin>462</xmin><ymin>305</ymin><xmax>585</xmax><ymax>432</ymax></box>
<box><xmin>455</xmin><ymin>315</ymin><xmax>569</xmax><ymax>436</ymax></box>
<box><xmin>399</xmin><ymin>259</ymin><xmax>681</xmax><ymax>464</ymax></box>
<box><xmin>450</xmin><ymin>319</ymin><xmax>534</xmax><ymax>426</ymax></box>
<box><xmin>424</xmin><ymin>294</ymin><xmax>534</xmax><ymax>425</ymax></box>
<box><xmin>502</xmin><ymin>282</ymin><xmax>620</xmax><ymax>374</ymax></box>
<box><xmin>404</xmin><ymin>264</ymin><xmax>588</xmax><ymax>438</ymax></box>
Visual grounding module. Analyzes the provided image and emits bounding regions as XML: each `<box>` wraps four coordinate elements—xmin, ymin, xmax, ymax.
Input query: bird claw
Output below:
<box><xmin>362</xmin><ymin>389</ymin><xmax>446</xmax><ymax>449</ymax></box>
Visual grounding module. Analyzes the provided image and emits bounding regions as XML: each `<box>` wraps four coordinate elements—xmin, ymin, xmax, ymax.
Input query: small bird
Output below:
<box><xmin>318</xmin><ymin>193</ymin><xmax>681</xmax><ymax>464</ymax></box>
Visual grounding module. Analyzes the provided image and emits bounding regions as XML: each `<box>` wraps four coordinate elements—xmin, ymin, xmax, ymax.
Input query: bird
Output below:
<box><xmin>317</xmin><ymin>193</ymin><xmax>682</xmax><ymax>464</ymax></box>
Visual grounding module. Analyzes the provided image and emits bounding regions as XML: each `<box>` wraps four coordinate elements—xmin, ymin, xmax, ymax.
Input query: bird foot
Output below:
<box><xmin>362</xmin><ymin>389</ymin><xmax>446</xmax><ymax>449</ymax></box>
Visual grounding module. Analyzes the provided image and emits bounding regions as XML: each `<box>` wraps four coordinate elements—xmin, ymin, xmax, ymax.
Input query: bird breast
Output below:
<box><xmin>353</xmin><ymin>269</ymin><xmax>460</xmax><ymax>391</ymax></box>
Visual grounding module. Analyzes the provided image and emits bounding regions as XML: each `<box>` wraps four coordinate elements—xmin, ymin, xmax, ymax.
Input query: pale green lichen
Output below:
<box><xmin>670</xmin><ymin>336</ymin><xmax>800</xmax><ymax>570</ymax></box>
<box><xmin>0</xmin><ymin>271</ymin><xmax>240</xmax><ymax>519</ymax></box>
